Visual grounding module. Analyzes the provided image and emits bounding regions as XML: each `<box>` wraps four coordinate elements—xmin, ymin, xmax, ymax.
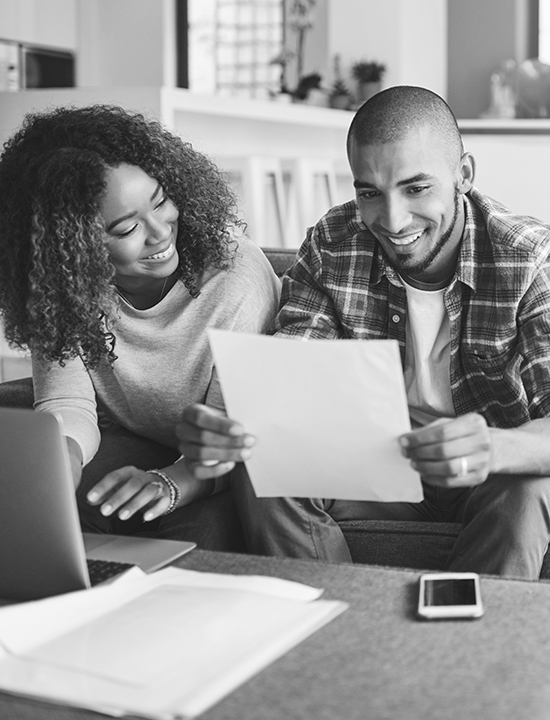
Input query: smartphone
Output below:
<box><xmin>417</xmin><ymin>572</ymin><xmax>484</xmax><ymax>620</ymax></box>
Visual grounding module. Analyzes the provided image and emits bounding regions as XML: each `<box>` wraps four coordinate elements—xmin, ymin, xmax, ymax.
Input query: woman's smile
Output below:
<box><xmin>141</xmin><ymin>242</ymin><xmax>176</xmax><ymax>262</ymax></box>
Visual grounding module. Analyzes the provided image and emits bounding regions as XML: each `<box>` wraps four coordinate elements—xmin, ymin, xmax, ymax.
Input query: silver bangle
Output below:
<box><xmin>146</xmin><ymin>469</ymin><xmax>181</xmax><ymax>514</ymax></box>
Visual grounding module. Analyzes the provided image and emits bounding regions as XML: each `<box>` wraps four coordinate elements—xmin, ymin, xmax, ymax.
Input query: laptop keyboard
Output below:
<box><xmin>86</xmin><ymin>558</ymin><xmax>135</xmax><ymax>586</ymax></box>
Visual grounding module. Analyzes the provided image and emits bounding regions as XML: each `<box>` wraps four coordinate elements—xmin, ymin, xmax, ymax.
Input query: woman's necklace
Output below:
<box><xmin>116</xmin><ymin>276</ymin><xmax>169</xmax><ymax>309</ymax></box>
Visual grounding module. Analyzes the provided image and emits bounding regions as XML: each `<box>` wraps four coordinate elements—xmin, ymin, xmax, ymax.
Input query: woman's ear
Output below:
<box><xmin>457</xmin><ymin>152</ymin><xmax>475</xmax><ymax>194</ymax></box>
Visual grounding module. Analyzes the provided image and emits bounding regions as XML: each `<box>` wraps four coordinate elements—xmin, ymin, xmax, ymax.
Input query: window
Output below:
<box><xmin>188</xmin><ymin>0</ymin><xmax>283</xmax><ymax>99</ymax></box>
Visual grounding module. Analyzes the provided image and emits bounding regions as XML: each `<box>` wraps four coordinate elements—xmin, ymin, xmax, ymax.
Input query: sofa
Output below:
<box><xmin>2</xmin><ymin>246</ymin><xmax>549</xmax><ymax>579</ymax></box>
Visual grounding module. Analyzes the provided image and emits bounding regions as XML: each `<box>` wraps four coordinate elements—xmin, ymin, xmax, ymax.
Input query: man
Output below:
<box><xmin>177</xmin><ymin>86</ymin><xmax>550</xmax><ymax>579</ymax></box>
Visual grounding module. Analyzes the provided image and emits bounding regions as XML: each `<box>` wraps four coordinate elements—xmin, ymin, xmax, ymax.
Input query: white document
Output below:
<box><xmin>0</xmin><ymin>567</ymin><xmax>347</xmax><ymax>719</ymax></box>
<box><xmin>209</xmin><ymin>330</ymin><xmax>423</xmax><ymax>503</ymax></box>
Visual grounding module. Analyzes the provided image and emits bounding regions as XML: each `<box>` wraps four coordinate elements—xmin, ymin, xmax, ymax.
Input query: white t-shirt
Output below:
<box><xmin>401</xmin><ymin>278</ymin><xmax>455</xmax><ymax>428</ymax></box>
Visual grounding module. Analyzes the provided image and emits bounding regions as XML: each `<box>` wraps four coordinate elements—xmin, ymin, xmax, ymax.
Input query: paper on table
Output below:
<box><xmin>209</xmin><ymin>330</ymin><xmax>423</xmax><ymax>502</ymax></box>
<box><xmin>0</xmin><ymin>565</ymin><xmax>146</xmax><ymax>656</ymax></box>
<box><xmin>0</xmin><ymin>566</ymin><xmax>347</xmax><ymax>719</ymax></box>
<box><xmin>0</xmin><ymin>566</ymin><xmax>323</xmax><ymax>656</ymax></box>
<box><xmin>27</xmin><ymin>585</ymin><xmax>334</xmax><ymax>685</ymax></box>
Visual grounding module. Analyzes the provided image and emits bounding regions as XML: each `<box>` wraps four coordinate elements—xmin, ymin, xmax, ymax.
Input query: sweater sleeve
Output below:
<box><xmin>32</xmin><ymin>353</ymin><xmax>100</xmax><ymax>466</ymax></box>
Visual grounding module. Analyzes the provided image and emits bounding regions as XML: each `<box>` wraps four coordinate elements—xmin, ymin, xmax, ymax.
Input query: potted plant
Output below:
<box><xmin>329</xmin><ymin>54</ymin><xmax>352</xmax><ymax>110</ymax></box>
<box><xmin>351</xmin><ymin>60</ymin><xmax>386</xmax><ymax>104</ymax></box>
<box><xmin>329</xmin><ymin>77</ymin><xmax>352</xmax><ymax>110</ymax></box>
<box><xmin>269</xmin><ymin>48</ymin><xmax>296</xmax><ymax>102</ymax></box>
<box><xmin>293</xmin><ymin>72</ymin><xmax>326</xmax><ymax>105</ymax></box>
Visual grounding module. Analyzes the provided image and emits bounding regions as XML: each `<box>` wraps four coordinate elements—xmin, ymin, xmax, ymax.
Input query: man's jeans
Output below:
<box><xmin>231</xmin><ymin>466</ymin><xmax>550</xmax><ymax>579</ymax></box>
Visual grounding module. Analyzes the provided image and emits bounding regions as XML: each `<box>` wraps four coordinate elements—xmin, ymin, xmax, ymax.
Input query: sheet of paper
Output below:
<box><xmin>27</xmin><ymin>586</ymin><xmax>338</xmax><ymax>686</ymax></box>
<box><xmin>0</xmin><ymin>567</ymin><xmax>347</xmax><ymax>719</ymax></box>
<box><xmin>0</xmin><ymin>567</ymin><xmax>323</xmax><ymax>656</ymax></box>
<box><xmin>209</xmin><ymin>330</ymin><xmax>423</xmax><ymax>503</ymax></box>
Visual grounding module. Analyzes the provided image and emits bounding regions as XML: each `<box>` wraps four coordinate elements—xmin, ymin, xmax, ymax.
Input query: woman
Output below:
<box><xmin>0</xmin><ymin>104</ymin><xmax>280</xmax><ymax>547</ymax></box>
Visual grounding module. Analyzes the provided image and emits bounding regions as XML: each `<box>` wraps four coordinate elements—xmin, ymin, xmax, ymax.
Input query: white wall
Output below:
<box><xmin>328</xmin><ymin>0</ymin><xmax>447</xmax><ymax>97</ymax></box>
<box><xmin>76</xmin><ymin>0</ymin><xmax>176</xmax><ymax>88</ymax></box>
<box><xmin>0</xmin><ymin>0</ymin><xmax>76</xmax><ymax>48</ymax></box>
<box><xmin>462</xmin><ymin>131</ymin><xmax>550</xmax><ymax>222</ymax></box>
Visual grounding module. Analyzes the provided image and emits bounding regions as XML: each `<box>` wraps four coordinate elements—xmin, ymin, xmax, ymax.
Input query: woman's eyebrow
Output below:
<box><xmin>106</xmin><ymin>183</ymin><xmax>163</xmax><ymax>232</ymax></box>
<box><xmin>106</xmin><ymin>212</ymin><xmax>136</xmax><ymax>233</ymax></box>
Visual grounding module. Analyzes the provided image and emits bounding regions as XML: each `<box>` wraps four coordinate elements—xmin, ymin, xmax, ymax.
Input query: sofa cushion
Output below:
<box><xmin>0</xmin><ymin>377</ymin><xmax>34</xmax><ymax>408</ymax></box>
<box><xmin>341</xmin><ymin>520</ymin><xmax>461</xmax><ymax>571</ymax></box>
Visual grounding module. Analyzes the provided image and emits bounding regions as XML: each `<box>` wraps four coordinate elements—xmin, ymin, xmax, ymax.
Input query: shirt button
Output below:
<box><xmin>392</xmin><ymin>314</ymin><xmax>401</xmax><ymax>323</ymax></box>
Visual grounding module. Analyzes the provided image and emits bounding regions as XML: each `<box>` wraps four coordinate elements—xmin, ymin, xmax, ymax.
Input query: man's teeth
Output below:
<box><xmin>145</xmin><ymin>245</ymin><xmax>173</xmax><ymax>260</ymax></box>
<box><xmin>389</xmin><ymin>231</ymin><xmax>423</xmax><ymax>246</ymax></box>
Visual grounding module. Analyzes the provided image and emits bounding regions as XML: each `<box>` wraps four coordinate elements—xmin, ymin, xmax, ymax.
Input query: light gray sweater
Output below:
<box><xmin>33</xmin><ymin>239</ymin><xmax>281</xmax><ymax>465</ymax></box>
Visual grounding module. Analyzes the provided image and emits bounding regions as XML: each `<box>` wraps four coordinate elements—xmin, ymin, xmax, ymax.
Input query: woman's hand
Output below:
<box><xmin>175</xmin><ymin>404</ymin><xmax>255</xmax><ymax>480</ymax></box>
<box><xmin>399</xmin><ymin>413</ymin><xmax>493</xmax><ymax>488</ymax></box>
<box><xmin>86</xmin><ymin>466</ymin><xmax>171</xmax><ymax>522</ymax></box>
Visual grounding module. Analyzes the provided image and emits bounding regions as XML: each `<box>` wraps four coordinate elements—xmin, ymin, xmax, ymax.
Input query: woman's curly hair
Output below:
<box><xmin>0</xmin><ymin>104</ymin><xmax>242</xmax><ymax>368</ymax></box>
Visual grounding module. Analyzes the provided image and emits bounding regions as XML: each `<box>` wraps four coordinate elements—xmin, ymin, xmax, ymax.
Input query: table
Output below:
<box><xmin>2</xmin><ymin>549</ymin><xmax>550</xmax><ymax>720</ymax></box>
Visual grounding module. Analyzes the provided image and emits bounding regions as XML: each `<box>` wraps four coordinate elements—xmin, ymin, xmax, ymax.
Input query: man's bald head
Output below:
<box><xmin>347</xmin><ymin>86</ymin><xmax>463</xmax><ymax>167</ymax></box>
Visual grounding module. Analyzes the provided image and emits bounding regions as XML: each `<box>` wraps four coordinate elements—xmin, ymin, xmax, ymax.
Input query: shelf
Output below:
<box><xmin>459</xmin><ymin>118</ymin><xmax>550</xmax><ymax>135</ymax></box>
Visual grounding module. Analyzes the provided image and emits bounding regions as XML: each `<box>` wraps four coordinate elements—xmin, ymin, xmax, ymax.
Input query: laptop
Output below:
<box><xmin>0</xmin><ymin>407</ymin><xmax>196</xmax><ymax>601</ymax></box>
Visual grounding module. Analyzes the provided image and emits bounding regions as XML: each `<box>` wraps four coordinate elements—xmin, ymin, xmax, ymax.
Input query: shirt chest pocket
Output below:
<box><xmin>461</xmin><ymin>332</ymin><xmax>518</xmax><ymax>368</ymax></box>
<box><xmin>460</xmin><ymin>339</ymin><xmax>529</xmax><ymax>425</ymax></box>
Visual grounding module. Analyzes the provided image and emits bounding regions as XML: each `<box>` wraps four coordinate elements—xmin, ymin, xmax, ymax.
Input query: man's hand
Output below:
<box><xmin>399</xmin><ymin>413</ymin><xmax>493</xmax><ymax>488</ymax></box>
<box><xmin>175</xmin><ymin>404</ymin><xmax>255</xmax><ymax>480</ymax></box>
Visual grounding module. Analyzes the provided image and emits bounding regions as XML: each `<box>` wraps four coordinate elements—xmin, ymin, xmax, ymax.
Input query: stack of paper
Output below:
<box><xmin>0</xmin><ymin>567</ymin><xmax>347</xmax><ymax>719</ymax></box>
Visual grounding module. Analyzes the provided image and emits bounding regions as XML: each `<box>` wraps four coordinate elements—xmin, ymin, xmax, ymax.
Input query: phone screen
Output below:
<box><xmin>418</xmin><ymin>573</ymin><xmax>483</xmax><ymax>619</ymax></box>
<box><xmin>423</xmin><ymin>578</ymin><xmax>477</xmax><ymax>606</ymax></box>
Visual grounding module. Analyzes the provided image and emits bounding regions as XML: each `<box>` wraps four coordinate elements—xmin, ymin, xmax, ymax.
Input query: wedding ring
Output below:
<box><xmin>148</xmin><ymin>479</ymin><xmax>165</xmax><ymax>497</ymax></box>
<box><xmin>459</xmin><ymin>456</ymin><xmax>468</xmax><ymax>477</ymax></box>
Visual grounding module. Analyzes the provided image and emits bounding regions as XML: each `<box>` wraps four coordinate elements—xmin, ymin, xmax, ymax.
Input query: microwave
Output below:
<box><xmin>0</xmin><ymin>39</ymin><xmax>75</xmax><ymax>90</ymax></box>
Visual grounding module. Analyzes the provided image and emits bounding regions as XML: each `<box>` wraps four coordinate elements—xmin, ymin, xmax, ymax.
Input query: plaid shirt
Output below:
<box><xmin>269</xmin><ymin>188</ymin><xmax>550</xmax><ymax>429</ymax></box>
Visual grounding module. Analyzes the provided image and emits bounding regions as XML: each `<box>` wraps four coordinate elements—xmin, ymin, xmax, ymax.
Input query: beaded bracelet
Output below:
<box><xmin>146</xmin><ymin>469</ymin><xmax>181</xmax><ymax>514</ymax></box>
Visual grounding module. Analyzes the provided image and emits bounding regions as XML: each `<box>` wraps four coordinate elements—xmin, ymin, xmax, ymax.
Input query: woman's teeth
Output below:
<box><xmin>389</xmin><ymin>231</ymin><xmax>423</xmax><ymax>246</ymax></box>
<box><xmin>144</xmin><ymin>244</ymin><xmax>174</xmax><ymax>261</ymax></box>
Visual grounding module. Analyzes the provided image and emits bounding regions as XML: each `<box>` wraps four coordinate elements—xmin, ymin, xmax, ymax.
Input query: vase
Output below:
<box><xmin>304</xmin><ymin>88</ymin><xmax>329</xmax><ymax>107</ymax></box>
<box><xmin>356</xmin><ymin>81</ymin><xmax>382</xmax><ymax>105</ymax></box>
<box><xmin>330</xmin><ymin>94</ymin><xmax>351</xmax><ymax>110</ymax></box>
<box><xmin>273</xmin><ymin>92</ymin><xmax>293</xmax><ymax>104</ymax></box>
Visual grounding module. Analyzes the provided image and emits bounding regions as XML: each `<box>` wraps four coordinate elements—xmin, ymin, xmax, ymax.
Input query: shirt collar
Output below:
<box><xmin>455</xmin><ymin>191</ymin><xmax>480</xmax><ymax>292</ymax></box>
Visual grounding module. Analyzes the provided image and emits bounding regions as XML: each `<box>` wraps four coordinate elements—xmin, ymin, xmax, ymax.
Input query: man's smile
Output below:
<box><xmin>386</xmin><ymin>230</ymin><xmax>424</xmax><ymax>247</ymax></box>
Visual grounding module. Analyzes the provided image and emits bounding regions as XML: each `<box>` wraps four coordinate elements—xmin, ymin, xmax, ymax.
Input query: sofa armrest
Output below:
<box><xmin>0</xmin><ymin>377</ymin><xmax>34</xmax><ymax>409</ymax></box>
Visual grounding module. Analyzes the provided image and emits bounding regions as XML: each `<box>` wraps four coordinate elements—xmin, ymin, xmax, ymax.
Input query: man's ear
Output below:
<box><xmin>457</xmin><ymin>152</ymin><xmax>475</xmax><ymax>194</ymax></box>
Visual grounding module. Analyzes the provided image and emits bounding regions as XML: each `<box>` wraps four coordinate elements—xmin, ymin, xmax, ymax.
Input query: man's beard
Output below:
<box><xmin>386</xmin><ymin>186</ymin><xmax>461</xmax><ymax>277</ymax></box>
